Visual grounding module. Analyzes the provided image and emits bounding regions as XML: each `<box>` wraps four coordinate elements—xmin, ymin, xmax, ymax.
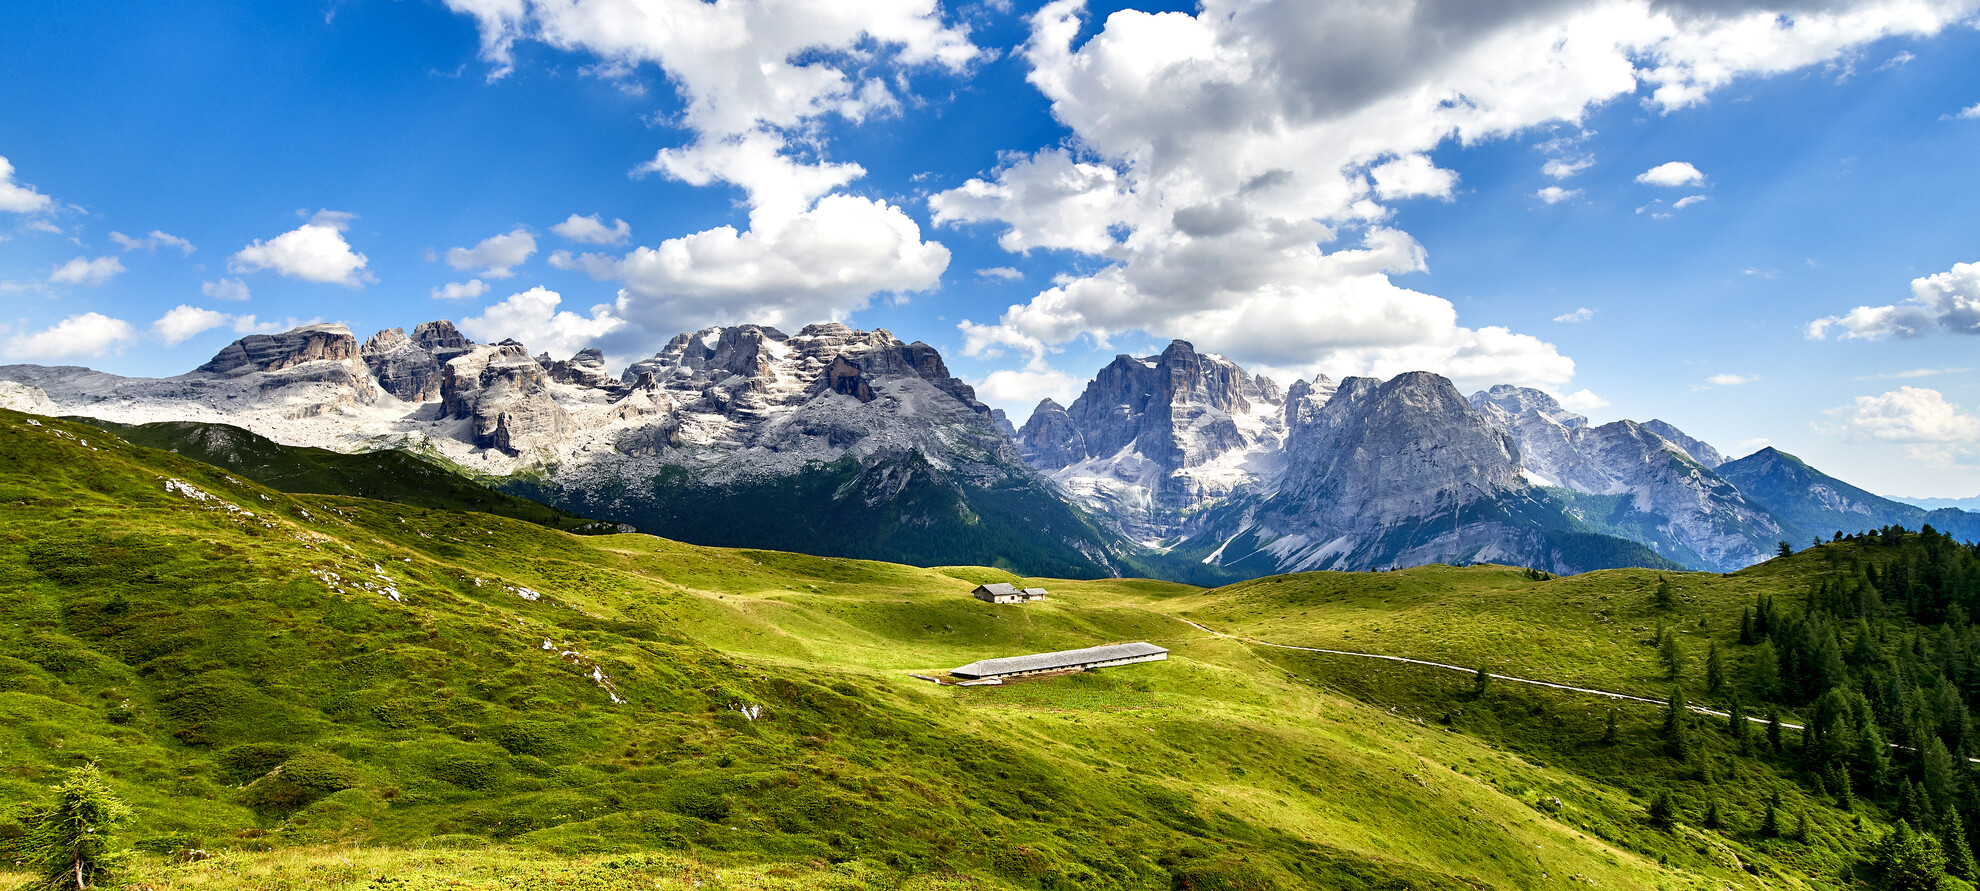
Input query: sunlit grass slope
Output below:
<box><xmin>0</xmin><ymin>407</ymin><xmax>1892</xmax><ymax>889</ymax></box>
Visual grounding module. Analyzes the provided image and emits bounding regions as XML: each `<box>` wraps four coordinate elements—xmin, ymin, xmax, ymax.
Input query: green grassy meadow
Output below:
<box><xmin>0</xmin><ymin>407</ymin><xmax>1944</xmax><ymax>889</ymax></box>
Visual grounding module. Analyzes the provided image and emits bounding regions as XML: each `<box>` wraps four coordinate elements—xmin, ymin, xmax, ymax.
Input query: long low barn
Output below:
<box><xmin>949</xmin><ymin>642</ymin><xmax>1169</xmax><ymax>680</ymax></box>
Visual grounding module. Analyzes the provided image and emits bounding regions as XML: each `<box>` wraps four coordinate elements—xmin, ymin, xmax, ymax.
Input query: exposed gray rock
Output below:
<box><xmin>1017</xmin><ymin>399</ymin><xmax>1085</xmax><ymax>469</ymax></box>
<box><xmin>540</xmin><ymin>348</ymin><xmax>624</xmax><ymax>393</ymax></box>
<box><xmin>1642</xmin><ymin>419</ymin><xmax>1725</xmax><ymax>468</ymax></box>
<box><xmin>989</xmin><ymin>408</ymin><xmax>1017</xmax><ymax>440</ymax></box>
<box><xmin>441</xmin><ymin>341</ymin><xmax>570</xmax><ymax>454</ymax></box>
<box><xmin>197</xmin><ymin>324</ymin><xmax>362</xmax><ymax>376</ymax></box>
<box><xmin>0</xmin><ymin>381</ymin><xmax>56</xmax><ymax>415</ymax></box>
<box><xmin>362</xmin><ymin>321</ymin><xmax>478</xmax><ymax>403</ymax></box>
<box><xmin>1016</xmin><ymin>339</ymin><xmax>1284</xmax><ymax>542</ymax></box>
<box><xmin>1471</xmin><ymin>386</ymin><xmax>1782</xmax><ymax>570</ymax></box>
<box><xmin>1279</xmin><ymin>372</ymin><xmax>1524</xmax><ymax>530</ymax></box>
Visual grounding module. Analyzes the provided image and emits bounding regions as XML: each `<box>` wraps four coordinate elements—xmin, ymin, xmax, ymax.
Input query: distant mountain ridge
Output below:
<box><xmin>1016</xmin><ymin>345</ymin><xmax>1980</xmax><ymax>575</ymax></box>
<box><xmin>3</xmin><ymin>323</ymin><xmax>1972</xmax><ymax>579</ymax></box>
<box><xmin>0</xmin><ymin>321</ymin><xmax>1161</xmax><ymax>580</ymax></box>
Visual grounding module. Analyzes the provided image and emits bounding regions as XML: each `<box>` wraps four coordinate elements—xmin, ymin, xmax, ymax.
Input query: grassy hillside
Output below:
<box><xmin>69</xmin><ymin>417</ymin><xmax>615</xmax><ymax>534</ymax></box>
<box><xmin>0</xmin><ymin>407</ymin><xmax>1951</xmax><ymax>889</ymax></box>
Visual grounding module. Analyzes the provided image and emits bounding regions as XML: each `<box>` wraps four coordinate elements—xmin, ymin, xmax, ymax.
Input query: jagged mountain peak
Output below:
<box><xmin>1468</xmin><ymin>384</ymin><xmax>1588</xmax><ymax>429</ymax></box>
<box><xmin>1016</xmin><ymin>337</ymin><xmax>1288</xmax><ymax>542</ymax></box>
<box><xmin>1641</xmin><ymin>418</ymin><xmax>1725</xmax><ymax>468</ymax></box>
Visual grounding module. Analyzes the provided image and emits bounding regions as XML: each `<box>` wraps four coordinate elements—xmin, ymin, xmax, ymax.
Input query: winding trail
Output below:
<box><xmin>1177</xmin><ymin>618</ymin><xmax>1798</xmax><ymax>729</ymax></box>
<box><xmin>1183</xmin><ymin>620</ymin><xmax>1980</xmax><ymax>764</ymax></box>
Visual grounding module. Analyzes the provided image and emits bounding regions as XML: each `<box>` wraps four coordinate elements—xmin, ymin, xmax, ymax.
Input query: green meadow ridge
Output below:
<box><xmin>4</xmin><ymin>406</ymin><xmax>1980</xmax><ymax>890</ymax></box>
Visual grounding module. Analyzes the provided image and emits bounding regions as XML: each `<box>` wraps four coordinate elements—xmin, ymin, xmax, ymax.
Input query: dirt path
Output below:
<box><xmin>1177</xmin><ymin>618</ymin><xmax>1798</xmax><ymax>728</ymax></box>
<box><xmin>1183</xmin><ymin>618</ymin><xmax>1980</xmax><ymax>764</ymax></box>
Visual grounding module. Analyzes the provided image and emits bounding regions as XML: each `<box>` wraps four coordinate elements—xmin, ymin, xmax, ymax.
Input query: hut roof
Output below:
<box><xmin>949</xmin><ymin>642</ymin><xmax>1167</xmax><ymax>679</ymax></box>
<box><xmin>974</xmin><ymin>582</ymin><xmax>1020</xmax><ymax>596</ymax></box>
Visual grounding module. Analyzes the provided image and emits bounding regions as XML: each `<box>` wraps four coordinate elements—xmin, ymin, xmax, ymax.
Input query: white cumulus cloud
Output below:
<box><xmin>550</xmin><ymin>213</ymin><xmax>631</xmax><ymax>245</ymax></box>
<box><xmin>442</xmin><ymin>0</ymin><xmax>977</xmax><ymax>332</ymax></box>
<box><xmin>977</xmin><ymin>266</ymin><xmax>1024</xmax><ymax>281</ymax></box>
<box><xmin>929</xmin><ymin>0</ymin><xmax>1959</xmax><ymax>391</ymax></box>
<box><xmin>201</xmin><ymin>278</ymin><xmax>252</xmax><ymax>302</ymax></box>
<box><xmin>458</xmin><ymin>286</ymin><xmax>627</xmax><ymax>362</ymax></box>
<box><xmin>3</xmin><ymin>313</ymin><xmax>137</xmax><ymax>360</ymax></box>
<box><xmin>49</xmin><ymin>256</ymin><xmax>126</xmax><ymax>287</ymax></box>
<box><xmin>1369</xmin><ymin>154</ymin><xmax>1458</xmax><ymax>201</ymax></box>
<box><xmin>432</xmin><ymin>279</ymin><xmax>491</xmax><ymax>301</ymax></box>
<box><xmin>1636</xmin><ymin>161</ymin><xmax>1706</xmax><ymax>187</ymax></box>
<box><xmin>975</xmin><ymin>367</ymin><xmax>1085</xmax><ymax>415</ymax></box>
<box><xmin>151</xmin><ymin>305</ymin><xmax>231</xmax><ymax>346</ymax></box>
<box><xmin>1823</xmin><ymin>387</ymin><xmax>1980</xmax><ymax>465</ymax></box>
<box><xmin>110</xmin><ymin>230</ymin><xmax>196</xmax><ymax>255</ymax></box>
<box><xmin>1553</xmin><ymin>307</ymin><xmax>1595</xmax><ymax>323</ymax></box>
<box><xmin>150</xmin><ymin>305</ymin><xmax>285</xmax><ymax>346</ymax></box>
<box><xmin>1808</xmin><ymin>260</ymin><xmax>1980</xmax><ymax>340</ymax></box>
<box><xmin>445</xmin><ymin>226</ymin><xmax>537</xmax><ymax>278</ymax></box>
<box><xmin>1536</xmin><ymin>186</ymin><xmax>1583</xmax><ymax>205</ymax></box>
<box><xmin>0</xmin><ymin>155</ymin><xmax>53</xmax><ymax>214</ymax></box>
<box><xmin>1953</xmin><ymin>102</ymin><xmax>1980</xmax><ymax>119</ymax></box>
<box><xmin>229</xmin><ymin>211</ymin><xmax>373</xmax><ymax>287</ymax></box>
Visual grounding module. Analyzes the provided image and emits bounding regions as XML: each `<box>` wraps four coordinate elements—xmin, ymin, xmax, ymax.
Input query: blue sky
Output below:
<box><xmin>3</xmin><ymin>0</ymin><xmax>1979</xmax><ymax>499</ymax></box>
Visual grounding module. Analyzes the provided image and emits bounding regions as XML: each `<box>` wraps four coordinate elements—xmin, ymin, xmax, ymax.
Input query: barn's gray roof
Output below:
<box><xmin>975</xmin><ymin>583</ymin><xmax>1020</xmax><ymax>596</ymax></box>
<box><xmin>1022</xmin><ymin>588</ymin><xmax>1047</xmax><ymax>596</ymax></box>
<box><xmin>949</xmin><ymin>642</ymin><xmax>1167</xmax><ymax>679</ymax></box>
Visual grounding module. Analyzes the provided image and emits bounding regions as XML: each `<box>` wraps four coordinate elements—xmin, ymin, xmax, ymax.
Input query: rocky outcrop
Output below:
<box><xmin>540</xmin><ymin>348</ymin><xmax>623</xmax><ymax>392</ymax></box>
<box><xmin>0</xmin><ymin>381</ymin><xmax>56</xmax><ymax>415</ymax></box>
<box><xmin>440</xmin><ymin>341</ymin><xmax>569</xmax><ymax>454</ymax></box>
<box><xmin>363</xmin><ymin>322</ymin><xmax>477</xmax><ymax>402</ymax></box>
<box><xmin>198</xmin><ymin>324</ymin><xmax>361</xmax><ymax>376</ymax></box>
<box><xmin>1471</xmin><ymin>385</ymin><xmax>1784</xmax><ymax>571</ymax></box>
<box><xmin>1279</xmin><ymin>372</ymin><xmax>1524</xmax><ymax>528</ymax></box>
<box><xmin>1017</xmin><ymin>399</ymin><xmax>1085</xmax><ymax>469</ymax></box>
<box><xmin>1016</xmin><ymin>339</ymin><xmax>1284</xmax><ymax>542</ymax></box>
<box><xmin>1642</xmin><ymin>419</ymin><xmax>1725</xmax><ymax>468</ymax></box>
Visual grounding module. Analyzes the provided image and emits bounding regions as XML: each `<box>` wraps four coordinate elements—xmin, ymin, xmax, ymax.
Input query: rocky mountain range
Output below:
<box><xmin>1019</xmin><ymin>345</ymin><xmax>1980</xmax><ymax>576</ymax></box>
<box><xmin>3</xmin><ymin>321</ymin><xmax>1972</xmax><ymax>579</ymax></box>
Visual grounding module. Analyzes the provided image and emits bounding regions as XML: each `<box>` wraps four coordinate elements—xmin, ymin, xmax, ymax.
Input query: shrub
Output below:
<box><xmin>22</xmin><ymin>763</ymin><xmax>132</xmax><ymax>890</ymax></box>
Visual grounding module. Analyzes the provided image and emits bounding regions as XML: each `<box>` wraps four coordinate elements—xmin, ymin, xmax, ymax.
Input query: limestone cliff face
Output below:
<box><xmin>605</xmin><ymin>322</ymin><xmax>1008</xmax><ymax>468</ymax></box>
<box><xmin>1015</xmin><ymin>340</ymin><xmax>1284</xmax><ymax>542</ymax></box>
<box><xmin>1468</xmin><ymin>386</ymin><xmax>1782</xmax><ymax>571</ymax></box>
<box><xmin>539</xmin><ymin>348</ymin><xmax>623</xmax><ymax>392</ymax></box>
<box><xmin>197</xmin><ymin>324</ymin><xmax>363</xmax><ymax>376</ymax></box>
<box><xmin>1277</xmin><ymin>372</ymin><xmax>1524</xmax><ymax>530</ymax></box>
<box><xmin>362</xmin><ymin>321</ymin><xmax>477</xmax><ymax>403</ymax></box>
<box><xmin>440</xmin><ymin>342</ymin><xmax>570</xmax><ymax>455</ymax></box>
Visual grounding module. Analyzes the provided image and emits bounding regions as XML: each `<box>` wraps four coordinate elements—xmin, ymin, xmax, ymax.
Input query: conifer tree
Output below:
<box><xmin>1728</xmin><ymin>696</ymin><xmax>1750</xmax><ymax>752</ymax></box>
<box><xmin>1751</xmin><ymin>640</ymin><xmax>1781</xmax><ymax>699</ymax></box>
<box><xmin>1655</xmin><ymin>575</ymin><xmax>1677</xmax><ymax>611</ymax></box>
<box><xmin>1472</xmin><ymin>665</ymin><xmax>1491</xmax><ymax>698</ymax></box>
<box><xmin>1665</xmin><ymin>685</ymin><xmax>1693</xmax><ymax>760</ymax></box>
<box><xmin>1647</xmin><ymin>790</ymin><xmax>1677</xmax><ymax>829</ymax></box>
<box><xmin>1706</xmin><ymin>639</ymin><xmax>1725</xmax><ymax>693</ymax></box>
<box><xmin>1704</xmin><ymin>794</ymin><xmax>1724</xmax><ymax>830</ymax></box>
<box><xmin>1762</xmin><ymin>791</ymin><xmax>1781</xmax><ymax>838</ymax></box>
<box><xmin>1767</xmin><ymin>709</ymin><xmax>1785</xmax><ymax>754</ymax></box>
<box><xmin>1879</xmin><ymin>821</ymin><xmax>1949</xmax><ymax>891</ymax></box>
<box><xmin>24</xmin><ymin>763</ymin><xmax>131</xmax><ymax>891</ymax></box>
<box><xmin>1944</xmin><ymin>809</ymin><xmax>1978</xmax><ymax>882</ymax></box>
<box><xmin>1601</xmin><ymin>708</ymin><xmax>1619</xmax><ymax>745</ymax></box>
<box><xmin>1660</xmin><ymin>629</ymin><xmax>1685</xmax><ymax>681</ymax></box>
<box><xmin>1922</xmin><ymin>737</ymin><xmax>1958</xmax><ymax>816</ymax></box>
<box><xmin>1794</xmin><ymin>811</ymin><xmax>1810</xmax><ymax>844</ymax></box>
<box><xmin>1739</xmin><ymin>608</ymin><xmax>1757</xmax><ymax>645</ymax></box>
